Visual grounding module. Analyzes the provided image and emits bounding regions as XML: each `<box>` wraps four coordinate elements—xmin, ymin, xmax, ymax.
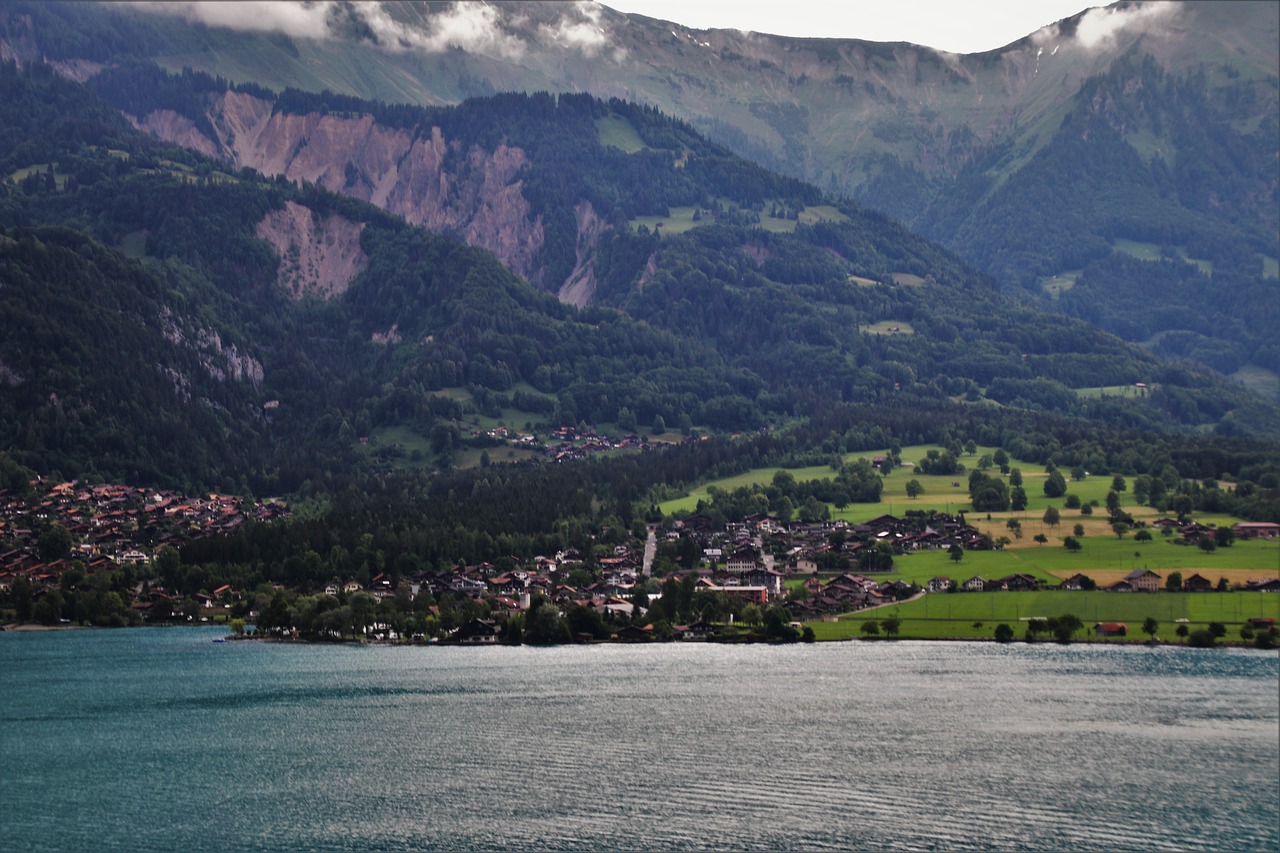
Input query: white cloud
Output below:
<box><xmin>539</xmin><ymin>1</ymin><xmax>610</xmax><ymax>58</ymax></box>
<box><xmin>1073</xmin><ymin>2</ymin><xmax>1177</xmax><ymax>51</ymax></box>
<box><xmin>348</xmin><ymin>1</ymin><xmax>525</xmax><ymax>59</ymax></box>
<box><xmin>126</xmin><ymin>1</ymin><xmax>333</xmax><ymax>40</ymax></box>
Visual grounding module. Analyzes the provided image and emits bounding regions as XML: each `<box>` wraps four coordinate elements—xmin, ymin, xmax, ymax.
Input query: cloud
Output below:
<box><xmin>538</xmin><ymin>1</ymin><xmax>611</xmax><ymax>58</ymax></box>
<box><xmin>349</xmin><ymin>1</ymin><xmax>526</xmax><ymax>59</ymax></box>
<box><xmin>1073</xmin><ymin>2</ymin><xmax>1177</xmax><ymax>51</ymax></box>
<box><xmin>126</xmin><ymin>1</ymin><xmax>333</xmax><ymax>40</ymax></box>
<box><xmin>127</xmin><ymin>1</ymin><xmax>618</xmax><ymax>61</ymax></box>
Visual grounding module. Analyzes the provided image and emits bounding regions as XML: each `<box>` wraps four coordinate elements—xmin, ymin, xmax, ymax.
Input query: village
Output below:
<box><xmin>3</xmin><ymin>476</ymin><xmax>1278</xmax><ymax>640</ymax></box>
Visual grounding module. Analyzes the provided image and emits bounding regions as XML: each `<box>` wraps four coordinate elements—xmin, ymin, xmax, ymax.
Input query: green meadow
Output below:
<box><xmin>805</xmin><ymin>590</ymin><xmax>1280</xmax><ymax>641</ymax></box>
<box><xmin>660</xmin><ymin>444</ymin><xmax>1280</xmax><ymax>592</ymax></box>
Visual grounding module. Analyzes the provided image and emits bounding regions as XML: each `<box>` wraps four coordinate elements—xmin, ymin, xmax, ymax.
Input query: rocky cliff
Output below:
<box><xmin>134</xmin><ymin>90</ymin><xmax>549</xmax><ymax>289</ymax></box>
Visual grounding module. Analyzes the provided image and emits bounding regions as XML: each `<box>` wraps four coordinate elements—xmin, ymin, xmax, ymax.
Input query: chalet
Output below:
<box><xmin>1181</xmin><ymin>573</ymin><xmax>1214</xmax><ymax>592</ymax></box>
<box><xmin>677</xmin><ymin>619</ymin><xmax>715</xmax><ymax>641</ymax></box>
<box><xmin>1060</xmin><ymin>573</ymin><xmax>1091</xmax><ymax>591</ymax></box>
<box><xmin>1232</xmin><ymin>522</ymin><xmax>1280</xmax><ymax>540</ymax></box>
<box><xmin>1245</xmin><ymin>578</ymin><xmax>1280</xmax><ymax>592</ymax></box>
<box><xmin>453</xmin><ymin>619</ymin><xmax>499</xmax><ymax>645</ymax></box>
<box><xmin>962</xmin><ymin>576</ymin><xmax>986</xmax><ymax>592</ymax></box>
<box><xmin>1123</xmin><ymin>569</ymin><xmax>1161</xmax><ymax>592</ymax></box>
<box><xmin>1107</xmin><ymin>579</ymin><xmax>1134</xmax><ymax>592</ymax></box>
<box><xmin>1094</xmin><ymin>622</ymin><xmax>1128</xmax><ymax>637</ymax></box>
<box><xmin>615</xmin><ymin>624</ymin><xmax>651</xmax><ymax>642</ymax></box>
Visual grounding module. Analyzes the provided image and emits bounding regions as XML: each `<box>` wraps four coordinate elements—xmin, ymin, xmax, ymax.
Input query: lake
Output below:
<box><xmin>2</xmin><ymin>628</ymin><xmax>1276</xmax><ymax>851</ymax></box>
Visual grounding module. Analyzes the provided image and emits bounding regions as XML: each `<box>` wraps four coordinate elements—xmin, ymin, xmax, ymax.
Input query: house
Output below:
<box><xmin>962</xmin><ymin>576</ymin><xmax>986</xmax><ymax>592</ymax></box>
<box><xmin>1107</xmin><ymin>580</ymin><xmax>1134</xmax><ymax>592</ymax></box>
<box><xmin>453</xmin><ymin>619</ymin><xmax>499</xmax><ymax>644</ymax></box>
<box><xmin>1123</xmin><ymin>568</ymin><xmax>1161</xmax><ymax>592</ymax></box>
<box><xmin>1094</xmin><ymin>622</ymin><xmax>1128</xmax><ymax>637</ymax></box>
<box><xmin>1232</xmin><ymin>522</ymin><xmax>1280</xmax><ymax>540</ymax></box>
<box><xmin>1245</xmin><ymin>578</ymin><xmax>1280</xmax><ymax>592</ymax></box>
<box><xmin>1060</xmin><ymin>573</ymin><xmax>1091</xmax><ymax>591</ymax></box>
<box><xmin>677</xmin><ymin>620</ymin><xmax>715</xmax><ymax>641</ymax></box>
<box><xmin>926</xmin><ymin>576</ymin><xmax>952</xmax><ymax>593</ymax></box>
<box><xmin>1181</xmin><ymin>573</ymin><xmax>1214</xmax><ymax>592</ymax></box>
<box><xmin>615</xmin><ymin>624</ymin><xmax>651</xmax><ymax>642</ymax></box>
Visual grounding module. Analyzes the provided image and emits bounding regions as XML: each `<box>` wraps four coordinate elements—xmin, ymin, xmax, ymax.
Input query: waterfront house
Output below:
<box><xmin>1094</xmin><ymin>622</ymin><xmax>1128</xmax><ymax>637</ymax></box>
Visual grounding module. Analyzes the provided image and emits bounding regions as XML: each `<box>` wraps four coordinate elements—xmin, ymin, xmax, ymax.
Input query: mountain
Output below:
<box><xmin>5</xmin><ymin>0</ymin><xmax>1273</xmax><ymax>393</ymax></box>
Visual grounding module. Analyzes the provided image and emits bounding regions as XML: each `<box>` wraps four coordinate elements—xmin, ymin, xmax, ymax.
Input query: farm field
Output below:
<box><xmin>805</xmin><ymin>590</ymin><xmax>1280</xmax><ymax>641</ymax></box>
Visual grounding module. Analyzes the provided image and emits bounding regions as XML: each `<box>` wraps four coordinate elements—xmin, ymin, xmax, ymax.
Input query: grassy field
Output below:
<box><xmin>1263</xmin><ymin>254</ymin><xmax>1279</xmax><ymax>279</ymax></box>
<box><xmin>797</xmin><ymin>205</ymin><xmax>850</xmax><ymax>226</ymax></box>
<box><xmin>659</xmin><ymin>443</ymin><xmax>1280</xmax><ymax>586</ymax></box>
<box><xmin>1041</xmin><ymin>270</ymin><xmax>1081</xmax><ymax>298</ymax></box>
<box><xmin>891</xmin><ymin>272</ymin><xmax>927</xmax><ymax>286</ymax></box>
<box><xmin>1112</xmin><ymin>238</ymin><xmax>1213</xmax><ymax>274</ymax></box>
<box><xmin>1231</xmin><ymin>364</ymin><xmax>1280</xmax><ymax>402</ymax></box>
<box><xmin>805</xmin><ymin>590</ymin><xmax>1280</xmax><ymax>641</ymax></box>
<box><xmin>595</xmin><ymin>115</ymin><xmax>646</xmax><ymax>153</ymax></box>
<box><xmin>1074</xmin><ymin>384</ymin><xmax>1151</xmax><ymax>400</ymax></box>
<box><xmin>860</xmin><ymin>321</ymin><xmax>915</xmax><ymax>336</ymax></box>
<box><xmin>847</xmin><ymin>275</ymin><xmax>881</xmax><ymax>287</ymax></box>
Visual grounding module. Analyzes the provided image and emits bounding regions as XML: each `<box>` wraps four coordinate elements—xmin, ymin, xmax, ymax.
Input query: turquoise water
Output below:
<box><xmin>2</xmin><ymin>628</ymin><xmax>1277</xmax><ymax>851</ymax></box>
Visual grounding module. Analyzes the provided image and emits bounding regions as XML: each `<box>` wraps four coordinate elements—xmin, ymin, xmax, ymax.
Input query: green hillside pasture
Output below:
<box><xmin>806</xmin><ymin>591</ymin><xmax>1280</xmax><ymax>641</ymax></box>
<box><xmin>631</xmin><ymin>206</ymin><xmax>703</xmax><ymax>236</ymax></box>
<box><xmin>847</xmin><ymin>275</ymin><xmax>881</xmax><ymax>287</ymax></box>
<box><xmin>1232</xmin><ymin>364</ymin><xmax>1280</xmax><ymax>402</ymax></box>
<box><xmin>797</xmin><ymin>205</ymin><xmax>850</xmax><ymax>225</ymax></box>
<box><xmin>1113</xmin><ymin>238</ymin><xmax>1212</xmax><ymax>274</ymax></box>
<box><xmin>595</xmin><ymin>115</ymin><xmax>646</xmax><ymax>153</ymax></box>
<box><xmin>1075</xmin><ymin>384</ymin><xmax>1152</xmax><ymax>400</ymax></box>
<box><xmin>1041</xmin><ymin>270</ymin><xmax>1080</xmax><ymax>298</ymax></box>
<box><xmin>860</xmin><ymin>321</ymin><xmax>915</xmax><ymax>336</ymax></box>
<box><xmin>1262</xmin><ymin>254</ymin><xmax>1279</xmax><ymax>279</ymax></box>
<box><xmin>660</xmin><ymin>462</ymin><xmax>843</xmax><ymax>515</ymax></box>
<box><xmin>117</xmin><ymin>230</ymin><xmax>150</xmax><ymax>259</ymax></box>
<box><xmin>891</xmin><ymin>272</ymin><xmax>926</xmax><ymax>286</ymax></box>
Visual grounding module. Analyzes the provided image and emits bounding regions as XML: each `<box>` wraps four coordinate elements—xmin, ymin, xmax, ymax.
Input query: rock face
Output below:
<box><xmin>556</xmin><ymin>202</ymin><xmax>609</xmax><ymax>308</ymax></box>
<box><xmin>255</xmin><ymin>201</ymin><xmax>367</xmax><ymax>300</ymax></box>
<box><xmin>137</xmin><ymin>91</ymin><xmax>548</xmax><ymax>288</ymax></box>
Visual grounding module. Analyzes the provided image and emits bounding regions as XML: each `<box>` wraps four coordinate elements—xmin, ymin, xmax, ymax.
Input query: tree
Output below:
<box><xmin>616</xmin><ymin>406</ymin><xmax>637</xmax><ymax>432</ymax></box>
<box><xmin>993</xmin><ymin>449</ymin><xmax>1009</xmax><ymax>468</ymax></box>
<box><xmin>741</xmin><ymin>603</ymin><xmax>762</xmax><ymax>626</ymax></box>
<box><xmin>1043</xmin><ymin>470</ymin><xmax>1067</xmax><ymax>497</ymax></box>
<box><xmin>1165</xmin><ymin>571</ymin><xmax>1182</xmax><ymax>592</ymax></box>
<box><xmin>651</xmin><ymin>414</ymin><xmax>666</xmax><ymax>435</ymax></box>
<box><xmin>1187</xmin><ymin>628</ymin><xmax>1215</xmax><ymax>647</ymax></box>
<box><xmin>1111</xmin><ymin>522</ymin><xmax>1129</xmax><ymax>539</ymax></box>
<box><xmin>905</xmin><ymin>479</ymin><xmax>923</xmax><ymax>499</ymax></box>
<box><xmin>881</xmin><ymin>614</ymin><xmax>901</xmax><ymax>637</ymax></box>
<box><xmin>1064</xmin><ymin>493</ymin><xmax>1081</xmax><ymax>509</ymax></box>
<box><xmin>1112</xmin><ymin>475</ymin><xmax>1127</xmax><ymax>492</ymax></box>
<box><xmin>1142</xmin><ymin>617</ymin><xmax>1158</xmax><ymax>640</ymax></box>
<box><xmin>1063</xmin><ymin>536</ymin><xmax>1082</xmax><ymax>552</ymax></box>
<box><xmin>1216</xmin><ymin>576</ymin><xmax>1229</xmax><ymax>592</ymax></box>
<box><xmin>860</xmin><ymin>619</ymin><xmax>880</xmax><ymax>637</ymax></box>
<box><xmin>1051</xmin><ymin>613</ymin><xmax>1083</xmax><ymax>643</ymax></box>
<box><xmin>994</xmin><ymin>623</ymin><xmax>1015</xmax><ymax>643</ymax></box>
<box><xmin>1042</xmin><ymin>506</ymin><xmax>1060</xmax><ymax>527</ymax></box>
<box><xmin>1033</xmin><ymin>533</ymin><xmax>1048</xmax><ymax>545</ymax></box>
<box><xmin>1208</xmin><ymin>622</ymin><xmax>1227</xmax><ymax>639</ymax></box>
<box><xmin>1008</xmin><ymin>468</ymin><xmax>1023</xmax><ymax>487</ymax></box>
<box><xmin>1105</xmin><ymin>490</ymin><xmax>1122</xmax><ymax>516</ymax></box>
<box><xmin>1197</xmin><ymin>537</ymin><xmax>1216</xmax><ymax>553</ymax></box>
<box><xmin>1134</xmin><ymin>528</ymin><xmax>1152</xmax><ymax>542</ymax></box>
<box><xmin>1213</xmin><ymin>526</ymin><xmax>1235</xmax><ymax>548</ymax></box>
<box><xmin>1010</xmin><ymin>486</ymin><xmax>1027</xmax><ymax>511</ymax></box>
<box><xmin>948</xmin><ymin>543</ymin><xmax>964</xmax><ymax>563</ymax></box>
<box><xmin>37</xmin><ymin>523</ymin><xmax>73</xmax><ymax>562</ymax></box>
<box><xmin>1175</xmin><ymin>624</ymin><xmax>1189</xmax><ymax>640</ymax></box>
<box><xmin>1080</xmin><ymin>503</ymin><xmax>1093</xmax><ymax>516</ymax></box>
<box><xmin>1073</xmin><ymin>523</ymin><xmax>1085</xmax><ymax>537</ymax></box>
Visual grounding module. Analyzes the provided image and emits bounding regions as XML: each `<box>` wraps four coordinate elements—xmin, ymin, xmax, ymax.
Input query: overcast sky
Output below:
<box><xmin>601</xmin><ymin>0</ymin><xmax>1103</xmax><ymax>54</ymax></box>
